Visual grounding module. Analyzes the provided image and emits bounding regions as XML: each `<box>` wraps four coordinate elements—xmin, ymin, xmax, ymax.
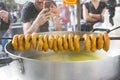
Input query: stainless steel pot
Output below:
<box><xmin>1</xmin><ymin>31</ymin><xmax>120</xmax><ymax>80</ymax></box>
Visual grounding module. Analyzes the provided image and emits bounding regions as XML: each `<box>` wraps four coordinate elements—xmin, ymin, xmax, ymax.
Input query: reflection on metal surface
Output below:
<box><xmin>17</xmin><ymin>59</ymin><xmax>25</xmax><ymax>74</ymax></box>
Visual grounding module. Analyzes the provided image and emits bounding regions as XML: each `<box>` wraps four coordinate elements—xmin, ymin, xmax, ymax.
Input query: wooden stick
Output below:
<box><xmin>0</xmin><ymin>37</ymin><xmax>13</xmax><ymax>39</ymax></box>
<box><xmin>1</xmin><ymin>37</ymin><xmax>120</xmax><ymax>41</ymax></box>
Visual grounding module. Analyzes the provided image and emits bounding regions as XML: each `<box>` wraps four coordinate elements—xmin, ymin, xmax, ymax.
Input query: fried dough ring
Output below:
<box><xmin>38</xmin><ymin>35</ymin><xmax>44</xmax><ymax>51</ymax></box>
<box><xmin>18</xmin><ymin>34</ymin><xmax>25</xmax><ymax>52</ymax></box>
<box><xmin>48</xmin><ymin>35</ymin><xmax>54</xmax><ymax>49</ymax></box>
<box><xmin>103</xmin><ymin>33</ymin><xmax>110</xmax><ymax>52</ymax></box>
<box><xmin>74</xmin><ymin>35</ymin><xmax>80</xmax><ymax>52</ymax></box>
<box><xmin>68</xmin><ymin>33</ymin><xmax>74</xmax><ymax>51</ymax></box>
<box><xmin>25</xmin><ymin>34</ymin><xmax>31</xmax><ymax>51</ymax></box>
<box><xmin>97</xmin><ymin>33</ymin><xmax>104</xmax><ymax>50</ymax></box>
<box><xmin>43</xmin><ymin>34</ymin><xmax>49</xmax><ymax>52</ymax></box>
<box><xmin>63</xmin><ymin>34</ymin><xmax>68</xmax><ymax>50</ymax></box>
<box><xmin>58</xmin><ymin>35</ymin><xmax>63</xmax><ymax>51</ymax></box>
<box><xmin>53</xmin><ymin>34</ymin><xmax>59</xmax><ymax>52</ymax></box>
<box><xmin>90</xmin><ymin>33</ymin><xmax>96</xmax><ymax>52</ymax></box>
<box><xmin>83</xmin><ymin>34</ymin><xmax>91</xmax><ymax>52</ymax></box>
<box><xmin>31</xmin><ymin>32</ymin><xmax>38</xmax><ymax>50</ymax></box>
<box><xmin>12</xmin><ymin>34</ymin><xmax>19</xmax><ymax>50</ymax></box>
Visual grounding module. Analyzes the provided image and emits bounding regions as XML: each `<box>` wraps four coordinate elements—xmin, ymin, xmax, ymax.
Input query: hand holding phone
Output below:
<box><xmin>43</xmin><ymin>0</ymin><xmax>52</xmax><ymax>9</ymax></box>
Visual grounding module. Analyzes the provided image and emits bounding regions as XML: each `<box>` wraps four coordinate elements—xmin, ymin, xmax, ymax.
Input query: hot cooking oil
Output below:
<box><xmin>29</xmin><ymin>51</ymin><xmax>109</xmax><ymax>62</ymax></box>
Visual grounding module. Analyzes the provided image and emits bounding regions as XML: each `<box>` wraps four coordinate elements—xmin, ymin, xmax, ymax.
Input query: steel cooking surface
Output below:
<box><xmin>2</xmin><ymin>31</ymin><xmax>120</xmax><ymax>80</ymax></box>
<box><xmin>1</xmin><ymin>65</ymin><xmax>120</xmax><ymax>80</ymax></box>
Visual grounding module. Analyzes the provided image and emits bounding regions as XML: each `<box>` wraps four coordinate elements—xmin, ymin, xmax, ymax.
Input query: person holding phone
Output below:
<box><xmin>0</xmin><ymin>2</ymin><xmax>12</xmax><ymax>52</ymax></box>
<box><xmin>21</xmin><ymin>0</ymin><xmax>61</xmax><ymax>34</ymax></box>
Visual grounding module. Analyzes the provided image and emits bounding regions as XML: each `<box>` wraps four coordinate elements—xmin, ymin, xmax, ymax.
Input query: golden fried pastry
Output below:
<box><xmin>31</xmin><ymin>32</ymin><xmax>38</xmax><ymax>50</ymax></box>
<box><xmin>103</xmin><ymin>33</ymin><xmax>110</xmax><ymax>52</ymax></box>
<box><xmin>83</xmin><ymin>34</ymin><xmax>91</xmax><ymax>52</ymax></box>
<box><xmin>74</xmin><ymin>35</ymin><xmax>80</xmax><ymax>52</ymax></box>
<box><xmin>63</xmin><ymin>34</ymin><xmax>68</xmax><ymax>50</ymax></box>
<box><xmin>90</xmin><ymin>33</ymin><xmax>96</xmax><ymax>52</ymax></box>
<box><xmin>97</xmin><ymin>33</ymin><xmax>104</xmax><ymax>50</ymax></box>
<box><xmin>38</xmin><ymin>35</ymin><xmax>44</xmax><ymax>51</ymax></box>
<box><xmin>53</xmin><ymin>34</ymin><xmax>59</xmax><ymax>52</ymax></box>
<box><xmin>18</xmin><ymin>34</ymin><xmax>25</xmax><ymax>52</ymax></box>
<box><xmin>12</xmin><ymin>34</ymin><xmax>19</xmax><ymax>50</ymax></box>
<box><xmin>48</xmin><ymin>35</ymin><xmax>54</xmax><ymax>49</ymax></box>
<box><xmin>68</xmin><ymin>33</ymin><xmax>74</xmax><ymax>51</ymax></box>
<box><xmin>43</xmin><ymin>34</ymin><xmax>49</xmax><ymax>52</ymax></box>
<box><xmin>25</xmin><ymin>34</ymin><xmax>31</xmax><ymax>51</ymax></box>
<box><xmin>58</xmin><ymin>35</ymin><xmax>63</xmax><ymax>51</ymax></box>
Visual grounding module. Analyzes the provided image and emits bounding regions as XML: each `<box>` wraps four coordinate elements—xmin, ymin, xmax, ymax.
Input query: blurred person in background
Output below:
<box><xmin>10</xmin><ymin>9</ymin><xmax>17</xmax><ymax>23</ymax></box>
<box><xmin>17</xmin><ymin>5</ymin><xmax>22</xmax><ymax>22</ymax></box>
<box><xmin>0</xmin><ymin>2</ymin><xmax>12</xmax><ymax>52</ymax></box>
<box><xmin>59</xmin><ymin>4</ymin><xmax>70</xmax><ymax>31</ymax></box>
<box><xmin>69</xmin><ymin>5</ymin><xmax>76</xmax><ymax>31</ymax></box>
<box><xmin>106</xmin><ymin>0</ymin><xmax>116</xmax><ymax>26</ymax></box>
<box><xmin>21</xmin><ymin>0</ymin><xmax>61</xmax><ymax>34</ymax></box>
<box><xmin>82</xmin><ymin>0</ymin><xmax>106</xmax><ymax>31</ymax></box>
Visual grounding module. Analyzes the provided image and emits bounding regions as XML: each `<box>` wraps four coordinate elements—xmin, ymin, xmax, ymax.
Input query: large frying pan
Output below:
<box><xmin>0</xmin><ymin>31</ymin><xmax>120</xmax><ymax>80</ymax></box>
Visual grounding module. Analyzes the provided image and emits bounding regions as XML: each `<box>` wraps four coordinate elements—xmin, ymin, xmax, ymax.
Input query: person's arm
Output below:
<box><xmin>23</xmin><ymin>9</ymin><xmax>50</xmax><ymax>34</ymax></box>
<box><xmin>89</xmin><ymin>13</ymin><xmax>101</xmax><ymax>20</ymax></box>
<box><xmin>82</xmin><ymin>4</ymin><xmax>98</xmax><ymax>22</ymax></box>
<box><xmin>89</xmin><ymin>8</ymin><xmax>106</xmax><ymax>21</ymax></box>
<box><xmin>49</xmin><ymin>2</ymin><xmax>62</xmax><ymax>31</ymax></box>
<box><xmin>52</xmin><ymin>15</ymin><xmax>61</xmax><ymax>31</ymax></box>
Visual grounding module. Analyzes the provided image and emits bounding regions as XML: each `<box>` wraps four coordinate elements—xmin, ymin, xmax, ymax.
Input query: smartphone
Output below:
<box><xmin>44</xmin><ymin>1</ymin><xmax>52</xmax><ymax>9</ymax></box>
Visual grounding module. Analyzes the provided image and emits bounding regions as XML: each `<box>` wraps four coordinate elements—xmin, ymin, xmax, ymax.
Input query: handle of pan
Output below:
<box><xmin>0</xmin><ymin>37</ymin><xmax>13</xmax><ymax>39</ymax></box>
<box><xmin>91</xmin><ymin>26</ymin><xmax>120</xmax><ymax>33</ymax></box>
<box><xmin>0</xmin><ymin>53</ymin><xmax>14</xmax><ymax>67</ymax></box>
<box><xmin>0</xmin><ymin>57</ymin><xmax>13</xmax><ymax>64</ymax></box>
<box><xmin>91</xmin><ymin>28</ymin><xmax>110</xmax><ymax>33</ymax></box>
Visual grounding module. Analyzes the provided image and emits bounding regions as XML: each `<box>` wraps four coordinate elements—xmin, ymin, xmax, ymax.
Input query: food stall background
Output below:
<box><xmin>0</xmin><ymin>0</ymin><xmax>120</xmax><ymax>34</ymax></box>
<box><xmin>0</xmin><ymin>0</ymin><xmax>120</xmax><ymax>49</ymax></box>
